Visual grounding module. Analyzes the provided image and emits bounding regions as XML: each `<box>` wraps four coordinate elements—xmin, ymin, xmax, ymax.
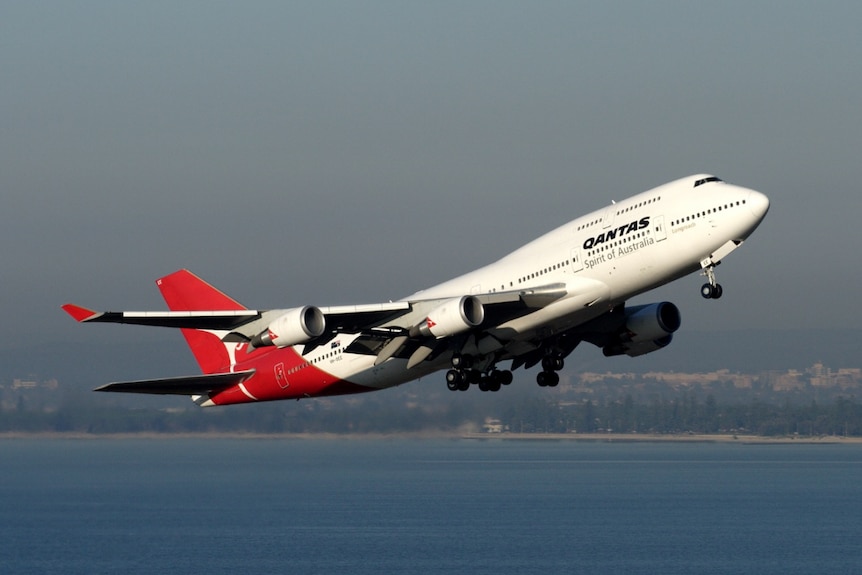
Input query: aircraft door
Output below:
<box><xmin>653</xmin><ymin>215</ymin><xmax>667</xmax><ymax>242</ymax></box>
<box><xmin>570</xmin><ymin>247</ymin><xmax>584</xmax><ymax>273</ymax></box>
<box><xmin>602</xmin><ymin>206</ymin><xmax>616</xmax><ymax>229</ymax></box>
<box><xmin>275</xmin><ymin>362</ymin><xmax>290</xmax><ymax>389</ymax></box>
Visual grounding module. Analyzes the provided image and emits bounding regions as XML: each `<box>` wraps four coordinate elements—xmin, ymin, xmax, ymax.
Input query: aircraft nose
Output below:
<box><xmin>747</xmin><ymin>189</ymin><xmax>770</xmax><ymax>221</ymax></box>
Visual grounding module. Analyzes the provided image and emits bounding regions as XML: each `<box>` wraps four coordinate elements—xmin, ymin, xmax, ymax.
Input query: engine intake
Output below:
<box><xmin>624</xmin><ymin>302</ymin><xmax>681</xmax><ymax>343</ymax></box>
<box><xmin>251</xmin><ymin>306</ymin><xmax>326</xmax><ymax>348</ymax></box>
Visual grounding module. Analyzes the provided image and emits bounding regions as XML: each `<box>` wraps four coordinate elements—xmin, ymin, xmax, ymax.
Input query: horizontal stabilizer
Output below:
<box><xmin>94</xmin><ymin>370</ymin><xmax>255</xmax><ymax>396</ymax></box>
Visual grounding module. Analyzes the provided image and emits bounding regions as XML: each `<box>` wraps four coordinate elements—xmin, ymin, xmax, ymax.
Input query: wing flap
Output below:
<box><xmin>317</xmin><ymin>302</ymin><xmax>412</xmax><ymax>332</ymax></box>
<box><xmin>354</xmin><ymin>283</ymin><xmax>572</xmax><ymax>366</ymax></box>
<box><xmin>94</xmin><ymin>370</ymin><xmax>256</xmax><ymax>396</ymax></box>
<box><xmin>473</xmin><ymin>283</ymin><xmax>568</xmax><ymax>308</ymax></box>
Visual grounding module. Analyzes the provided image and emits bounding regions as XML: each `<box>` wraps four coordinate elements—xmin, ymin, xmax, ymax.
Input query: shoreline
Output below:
<box><xmin>461</xmin><ymin>432</ymin><xmax>862</xmax><ymax>444</ymax></box>
<box><xmin>1</xmin><ymin>431</ymin><xmax>860</xmax><ymax>444</ymax></box>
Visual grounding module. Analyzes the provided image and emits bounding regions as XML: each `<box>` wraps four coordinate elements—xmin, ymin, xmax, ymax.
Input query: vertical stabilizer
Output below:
<box><xmin>157</xmin><ymin>269</ymin><xmax>245</xmax><ymax>311</ymax></box>
<box><xmin>156</xmin><ymin>270</ymin><xmax>245</xmax><ymax>374</ymax></box>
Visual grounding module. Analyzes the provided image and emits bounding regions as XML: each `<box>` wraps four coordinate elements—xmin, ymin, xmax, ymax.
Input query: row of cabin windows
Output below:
<box><xmin>474</xmin><ymin>256</ymin><xmax>574</xmax><ymax>295</ymax></box>
<box><xmin>670</xmin><ymin>199</ymin><xmax>746</xmax><ymax>227</ymax></box>
<box><xmin>287</xmin><ymin>347</ymin><xmax>344</xmax><ymax>374</ymax></box>
<box><xmin>517</xmin><ymin>259</ymin><xmax>572</xmax><ymax>285</ymax></box>
<box><xmin>577</xmin><ymin>218</ymin><xmax>602</xmax><ymax>232</ymax></box>
<box><xmin>577</xmin><ymin>195</ymin><xmax>662</xmax><ymax>231</ymax></box>
<box><xmin>616</xmin><ymin>195</ymin><xmax>661</xmax><ymax>216</ymax></box>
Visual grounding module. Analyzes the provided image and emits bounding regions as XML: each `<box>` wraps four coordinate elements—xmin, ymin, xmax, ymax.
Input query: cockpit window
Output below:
<box><xmin>694</xmin><ymin>176</ymin><xmax>723</xmax><ymax>188</ymax></box>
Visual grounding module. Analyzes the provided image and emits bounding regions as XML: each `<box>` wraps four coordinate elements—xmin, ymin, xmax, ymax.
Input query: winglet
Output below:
<box><xmin>61</xmin><ymin>304</ymin><xmax>103</xmax><ymax>323</ymax></box>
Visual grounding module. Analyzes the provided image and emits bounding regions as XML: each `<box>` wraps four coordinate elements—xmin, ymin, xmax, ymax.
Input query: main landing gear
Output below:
<box><xmin>445</xmin><ymin>352</ymin><xmax>566</xmax><ymax>392</ymax></box>
<box><xmin>446</xmin><ymin>355</ymin><xmax>513</xmax><ymax>392</ymax></box>
<box><xmin>700</xmin><ymin>263</ymin><xmax>723</xmax><ymax>299</ymax></box>
<box><xmin>536</xmin><ymin>354</ymin><xmax>563</xmax><ymax>387</ymax></box>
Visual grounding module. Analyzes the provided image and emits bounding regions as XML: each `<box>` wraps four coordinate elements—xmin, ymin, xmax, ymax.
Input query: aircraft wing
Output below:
<box><xmin>344</xmin><ymin>283</ymin><xmax>574</xmax><ymax>368</ymax></box>
<box><xmin>474</xmin><ymin>283</ymin><xmax>570</xmax><ymax>324</ymax></box>
<box><xmin>94</xmin><ymin>369</ymin><xmax>256</xmax><ymax>395</ymax></box>
<box><xmin>62</xmin><ymin>279</ymin><xmax>567</xmax><ymax>338</ymax></box>
<box><xmin>63</xmin><ymin>280</ymin><xmax>579</xmax><ymax>369</ymax></box>
<box><xmin>61</xmin><ymin>302</ymin><xmax>412</xmax><ymax>332</ymax></box>
<box><xmin>314</xmin><ymin>302</ymin><xmax>412</xmax><ymax>332</ymax></box>
<box><xmin>62</xmin><ymin>304</ymin><xmax>262</xmax><ymax>329</ymax></box>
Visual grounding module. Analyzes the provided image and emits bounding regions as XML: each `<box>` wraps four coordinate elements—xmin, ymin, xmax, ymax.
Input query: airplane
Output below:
<box><xmin>63</xmin><ymin>174</ymin><xmax>769</xmax><ymax>407</ymax></box>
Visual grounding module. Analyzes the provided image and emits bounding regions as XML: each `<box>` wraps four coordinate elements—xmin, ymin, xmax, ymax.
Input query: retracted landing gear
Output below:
<box><xmin>700</xmin><ymin>263</ymin><xmax>723</xmax><ymax>300</ymax></box>
<box><xmin>446</xmin><ymin>355</ymin><xmax>512</xmax><ymax>392</ymax></box>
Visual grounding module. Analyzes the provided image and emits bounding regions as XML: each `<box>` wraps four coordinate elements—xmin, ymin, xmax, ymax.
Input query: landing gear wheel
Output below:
<box><xmin>448</xmin><ymin>364</ymin><xmax>513</xmax><ymax>392</ymax></box>
<box><xmin>486</xmin><ymin>370</ymin><xmax>507</xmax><ymax>392</ymax></box>
<box><xmin>537</xmin><ymin>371</ymin><xmax>560</xmax><ymax>387</ymax></box>
<box><xmin>701</xmin><ymin>283</ymin><xmax>724</xmax><ymax>299</ymax></box>
<box><xmin>446</xmin><ymin>369</ymin><xmax>462</xmax><ymax>391</ymax></box>
<box><xmin>541</xmin><ymin>355</ymin><xmax>565</xmax><ymax>372</ymax></box>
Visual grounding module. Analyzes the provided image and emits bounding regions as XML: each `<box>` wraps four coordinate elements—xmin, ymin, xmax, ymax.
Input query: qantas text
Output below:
<box><xmin>582</xmin><ymin>217</ymin><xmax>650</xmax><ymax>250</ymax></box>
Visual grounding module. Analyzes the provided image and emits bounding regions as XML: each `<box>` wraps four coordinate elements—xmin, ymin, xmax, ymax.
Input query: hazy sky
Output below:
<box><xmin>3</xmin><ymin>1</ymin><xmax>861</xmax><ymax>350</ymax></box>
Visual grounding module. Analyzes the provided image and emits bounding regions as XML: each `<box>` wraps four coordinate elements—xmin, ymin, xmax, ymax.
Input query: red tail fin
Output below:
<box><xmin>157</xmin><ymin>269</ymin><xmax>245</xmax><ymax>312</ymax></box>
<box><xmin>156</xmin><ymin>270</ymin><xmax>245</xmax><ymax>374</ymax></box>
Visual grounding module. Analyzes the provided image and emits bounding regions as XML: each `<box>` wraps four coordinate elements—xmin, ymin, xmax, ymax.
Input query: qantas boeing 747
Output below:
<box><xmin>63</xmin><ymin>174</ymin><xmax>769</xmax><ymax>406</ymax></box>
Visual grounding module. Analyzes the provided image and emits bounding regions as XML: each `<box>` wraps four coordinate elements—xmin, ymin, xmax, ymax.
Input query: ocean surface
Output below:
<box><xmin>1</xmin><ymin>437</ymin><xmax>860</xmax><ymax>574</ymax></box>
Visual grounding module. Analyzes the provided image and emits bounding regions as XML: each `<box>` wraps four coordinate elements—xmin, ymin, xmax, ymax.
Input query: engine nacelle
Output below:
<box><xmin>251</xmin><ymin>306</ymin><xmax>326</xmax><ymax>348</ymax></box>
<box><xmin>602</xmin><ymin>302</ymin><xmax>681</xmax><ymax>357</ymax></box>
<box><xmin>413</xmin><ymin>296</ymin><xmax>485</xmax><ymax>338</ymax></box>
<box><xmin>604</xmin><ymin>334</ymin><xmax>674</xmax><ymax>358</ymax></box>
<box><xmin>623</xmin><ymin>302</ymin><xmax>681</xmax><ymax>342</ymax></box>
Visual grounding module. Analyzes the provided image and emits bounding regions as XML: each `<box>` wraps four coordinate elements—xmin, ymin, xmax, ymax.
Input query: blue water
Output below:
<box><xmin>1</xmin><ymin>438</ymin><xmax>860</xmax><ymax>574</ymax></box>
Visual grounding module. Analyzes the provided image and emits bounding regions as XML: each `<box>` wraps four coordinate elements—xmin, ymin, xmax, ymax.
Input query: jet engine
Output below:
<box><xmin>412</xmin><ymin>296</ymin><xmax>485</xmax><ymax>338</ymax></box>
<box><xmin>250</xmin><ymin>306</ymin><xmax>326</xmax><ymax>348</ymax></box>
<box><xmin>604</xmin><ymin>334</ymin><xmax>674</xmax><ymax>357</ymax></box>
<box><xmin>602</xmin><ymin>302</ymin><xmax>681</xmax><ymax>357</ymax></box>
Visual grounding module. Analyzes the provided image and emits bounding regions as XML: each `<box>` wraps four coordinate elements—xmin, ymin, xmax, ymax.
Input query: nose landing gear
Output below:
<box><xmin>700</xmin><ymin>262</ymin><xmax>723</xmax><ymax>299</ymax></box>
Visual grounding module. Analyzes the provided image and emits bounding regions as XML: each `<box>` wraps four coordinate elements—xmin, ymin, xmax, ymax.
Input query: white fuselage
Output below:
<box><xmin>295</xmin><ymin>174</ymin><xmax>769</xmax><ymax>390</ymax></box>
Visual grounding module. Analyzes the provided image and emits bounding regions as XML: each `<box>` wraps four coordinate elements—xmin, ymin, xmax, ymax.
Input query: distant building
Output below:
<box><xmin>12</xmin><ymin>379</ymin><xmax>37</xmax><ymax>389</ymax></box>
<box><xmin>483</xmin><ymin>418</ymin><xmax>505</xmax><ymax>433</ymax></box>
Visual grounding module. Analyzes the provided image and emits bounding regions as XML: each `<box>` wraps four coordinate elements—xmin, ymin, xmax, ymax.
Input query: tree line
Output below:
<box><xmin>2</xmin><ymin>392</ymin><xmax>861</xmax><ymax>436</ymax></box>
<box><xmin>503</xmin><ymin>394</ymin><xmax>862</xmax><ymax>436</ymax></box>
